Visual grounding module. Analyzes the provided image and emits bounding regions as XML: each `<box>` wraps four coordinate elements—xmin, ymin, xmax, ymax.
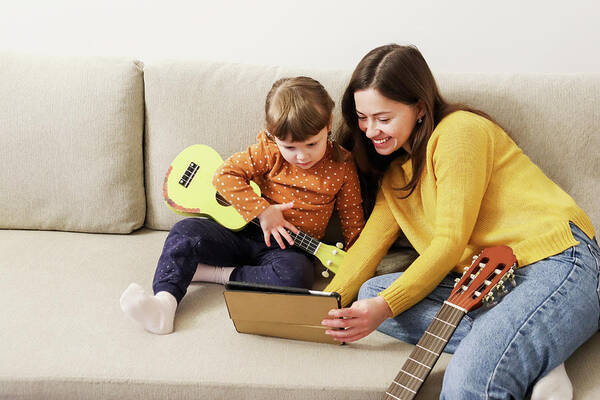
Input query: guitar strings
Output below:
<box><xmin>387</xmin><ymin>304</ymin><xmax>465</xmax><ymax>398</ymax></box>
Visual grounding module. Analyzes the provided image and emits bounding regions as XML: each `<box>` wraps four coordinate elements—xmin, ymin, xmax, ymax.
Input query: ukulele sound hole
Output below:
<box><xmin>215</xmin><ymin>192</ymin><xmax>232</xmax><ymax>207</ymax></box>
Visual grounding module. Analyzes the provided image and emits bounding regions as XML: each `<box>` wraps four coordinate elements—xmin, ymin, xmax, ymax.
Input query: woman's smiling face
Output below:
<box><xmin>354</xmin><ymin>88</ymin><xmax>423</xmax><ymax>155</ymax></box>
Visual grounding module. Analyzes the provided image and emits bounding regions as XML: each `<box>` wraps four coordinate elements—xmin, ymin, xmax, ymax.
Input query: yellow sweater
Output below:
<box><xmin>325</xmin><ymin>111</ymin><xmax>595</xmax><ymax>316</ymax></box>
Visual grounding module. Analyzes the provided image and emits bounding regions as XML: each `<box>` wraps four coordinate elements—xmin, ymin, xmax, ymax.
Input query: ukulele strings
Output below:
<box><xmin>214</xmin><ymin>192</ymin><xmax>317</xmax><ymax>252</ymax></box>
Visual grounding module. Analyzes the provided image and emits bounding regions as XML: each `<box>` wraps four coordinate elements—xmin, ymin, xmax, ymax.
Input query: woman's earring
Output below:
<box><xmin>417</xmin><ymin>117</ymin><xmax>423</xmax><ymax>124</ymax></box>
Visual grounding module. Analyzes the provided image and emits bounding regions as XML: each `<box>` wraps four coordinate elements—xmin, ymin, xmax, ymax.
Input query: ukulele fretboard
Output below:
<box><xmin>384</xmin><ymin>302</ymin><xmax>466</xmax><ymax>400</ymax></box>
<box><xmin>215</xmin><ymin>192</ymin><xmax>322</xmax><ymax>255</ymax></box>
<box><xmin>287</xmin><ymin>230</ymin><xmax>320</xmax><ymax>254</ymax></box>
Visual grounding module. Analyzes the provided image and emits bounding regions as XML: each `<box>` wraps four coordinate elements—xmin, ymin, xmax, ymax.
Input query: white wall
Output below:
<box><xmin>1</xmin><ymin>0</ymin><xmax>598</xmax><ymax>73</ymax></box>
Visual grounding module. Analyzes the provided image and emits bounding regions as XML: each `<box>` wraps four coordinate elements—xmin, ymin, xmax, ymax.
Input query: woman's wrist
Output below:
<box><xmin>375</xmin><ymin>295</ymin><xmax>393</xmax><ymax>318</ymax></box>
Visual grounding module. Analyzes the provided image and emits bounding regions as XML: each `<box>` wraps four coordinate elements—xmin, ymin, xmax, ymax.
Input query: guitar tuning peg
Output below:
<box><xmin>495</xmin><ymin>282</ymin><xmax>507</xmax><ymax>295</ymax></box>
<box><xmin>484</xmin><ymin>293</ymin><xmax>496</xmax><ymax>307</ymax></box>
<box><xmin>321</xmin><ymin>269</ymin><xmax>330</xmax><ymax>278</ymax></box>
<box><xmin>336</xmin><ymin>242</ymin><xmax>344</xmax><ymax>249</ymax></box>
<box><xmin>507</xmin><ymin>268</ymin><xmax>517</xmax><ymax>286</ymax></box>
<box><xmin>454</xmin><ymin>277</ymin><xmax>461</xmax><ymax>287</ymax></box>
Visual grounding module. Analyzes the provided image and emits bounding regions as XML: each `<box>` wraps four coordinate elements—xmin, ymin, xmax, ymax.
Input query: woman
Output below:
<box><xmin>321</xmin><ymin>44</ymin><xmax>599</xmax><ymax>399</ymax></box>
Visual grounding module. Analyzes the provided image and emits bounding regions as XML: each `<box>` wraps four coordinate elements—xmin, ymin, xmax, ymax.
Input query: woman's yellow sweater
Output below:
<box><xmin>325</xmin><ymin>111</ymin><xmax>595</xmax><ymax>316</ymax></box>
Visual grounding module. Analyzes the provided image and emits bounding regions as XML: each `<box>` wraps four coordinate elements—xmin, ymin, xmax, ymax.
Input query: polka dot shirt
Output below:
<box><xmin>213</xmin><ymin>131</ymin><xmax>365</xmax><ymax>248</ymax></box>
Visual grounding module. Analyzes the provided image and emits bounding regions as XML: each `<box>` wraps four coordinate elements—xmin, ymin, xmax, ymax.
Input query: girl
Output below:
<box><xmin>121</xmin><ymin>76</ymin><xmax>365</xmax><ymax>335</ymax></box>
<box><xmin>320</xmin><ymin>44</ymin><xmax>599</xmax><ymax>400</ymax></box>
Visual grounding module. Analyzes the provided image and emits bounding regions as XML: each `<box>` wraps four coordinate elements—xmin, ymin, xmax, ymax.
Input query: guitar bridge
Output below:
<box><xmin>179</xmin><ymin>162</ymin><xmax>199</xmax><ymax>188</ymax></box>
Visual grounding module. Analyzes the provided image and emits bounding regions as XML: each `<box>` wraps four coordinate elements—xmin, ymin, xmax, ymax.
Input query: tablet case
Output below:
<box><xmin>223</xmin><ymin>283</ymin><xmax>342</xmax><ymax>345</ymax></box>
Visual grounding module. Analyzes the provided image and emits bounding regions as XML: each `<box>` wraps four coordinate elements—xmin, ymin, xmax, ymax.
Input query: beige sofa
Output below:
<box><xmin>1</xmin><ymin>53</ymin><xmax>598</xmax><ymax>399</ymax></box>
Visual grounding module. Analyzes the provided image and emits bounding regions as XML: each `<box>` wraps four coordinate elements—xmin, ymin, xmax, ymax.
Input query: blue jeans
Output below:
<box><xmin>359</xmin><ymin>224</ymin><xmax>600</xmax><ymax>399</ymax></box>
<box><xmin>153</xmin><ymin>218</ymin><xmax>315</xmax><ymax>303</ymax></box>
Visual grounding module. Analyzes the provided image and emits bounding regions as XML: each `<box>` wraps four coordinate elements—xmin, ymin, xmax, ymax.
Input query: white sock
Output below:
<box><xmin>531</xmin><ymin>363</ymin><xmax>573</xmax><ymax>400</ymax></box>
<box><xmin>119</xmin><ymin>283</ymin><xmax>177</xmax><ymax>335</ymax></box>
<box><xmin>192</xmin><ymin>263</ymin><xmax>234</xmax><ymax>285</ymax></box>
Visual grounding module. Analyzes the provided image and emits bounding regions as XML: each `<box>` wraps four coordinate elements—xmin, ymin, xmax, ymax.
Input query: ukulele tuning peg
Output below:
<box><xmin>454</xmin><ymin>277</ymin><xmax>461</xmax><ymax>287</ymax></box>
<box><xmin>321</xmin><ymin>270</ymin><xmax>330</xmax><ymax>278</ymax></box>
<box><xmin>336</xmin><ymin>242</ymin><xmax>344</xmax><ymax>249</ymax></box>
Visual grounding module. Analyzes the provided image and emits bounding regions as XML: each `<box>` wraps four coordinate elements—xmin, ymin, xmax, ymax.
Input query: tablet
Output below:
<box><xmin>223</xmin><ymin>281</ymin><xmax>342</xmax><ymax>345</ymax></box>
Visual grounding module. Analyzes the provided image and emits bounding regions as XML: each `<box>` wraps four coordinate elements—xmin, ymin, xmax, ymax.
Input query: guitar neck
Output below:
<box><xmin>384</xmin><ymin>302</ymin><xmax>466</xmax><ymax>400</ymax></box>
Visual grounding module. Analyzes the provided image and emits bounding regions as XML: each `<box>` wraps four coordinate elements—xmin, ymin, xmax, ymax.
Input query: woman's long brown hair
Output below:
<box><xmin>338</xmin><ymin>44</ymin><xmax>495</xmax><ymax>216</ymax></box>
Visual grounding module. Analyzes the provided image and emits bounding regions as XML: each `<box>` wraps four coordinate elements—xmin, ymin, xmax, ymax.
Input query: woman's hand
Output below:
<box><xmin>322</xmin><ymin>296</ymin><xmax>393</xmax><ymax>343</ymax></box>
<box><xmin>257</xmin><ymin>202</ymin><xmax>299</xmax><ymax>249</ymax></box>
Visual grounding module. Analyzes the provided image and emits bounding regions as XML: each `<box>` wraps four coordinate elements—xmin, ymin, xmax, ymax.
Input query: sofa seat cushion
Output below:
<box><xmin>1</xmin><ymin>229</ymin><xmax>600</xmax><ymax>399</ymax></box>
<box><xmin>0</xmin><ymin>228</ymin><xmax>449</xmax><ymax>399</ymax></box>
<box><xmin>0</xmin><ymin>53</ymin><xmax>145</xmax><ymax>233</ymax></box>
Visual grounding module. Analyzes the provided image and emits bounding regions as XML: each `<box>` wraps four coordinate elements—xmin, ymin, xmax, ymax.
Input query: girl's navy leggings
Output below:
<box><xmin>152</xmin><ymin>218</ymin><xmax>315</xmax><ymax>303</ymax></box>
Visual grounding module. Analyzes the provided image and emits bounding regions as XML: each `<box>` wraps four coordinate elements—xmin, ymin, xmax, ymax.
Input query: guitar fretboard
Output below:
<box><xmin>384</xmin><ymin>302</ymin><xmax>466</xmax><ymax>400</ymax></box>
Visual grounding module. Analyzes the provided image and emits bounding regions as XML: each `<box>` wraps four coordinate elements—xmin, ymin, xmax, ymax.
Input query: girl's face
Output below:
<box><xmin>274</xmin><ymin>126</ymin><xmax>329</xmax><ymax>169</ymax></box>
<box><xmin>354</xmin><ymin>88</ymin><xmax>423</xmax><ymax>155</ymax></box>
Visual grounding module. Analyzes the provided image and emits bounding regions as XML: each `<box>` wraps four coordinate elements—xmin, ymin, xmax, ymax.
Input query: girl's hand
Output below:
<box><xmin>321</xmin><ymin>296</ymin><xmax>393</xmax><ymax>343</ymax></box>
<box><xmin>257</xmin><ymin>202</ymin><xmax>299</xmax><ymax>249</ymax></box>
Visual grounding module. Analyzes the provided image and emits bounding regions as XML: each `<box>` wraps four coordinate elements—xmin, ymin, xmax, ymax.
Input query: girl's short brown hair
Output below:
<box><xmin>265</xmin><ymin>76</ymin><xmax>346</xmax><ymax>161</ymax></box>
<box><xmin>265</xmin><ymin>76</ymin><xmax>334</xmax><ymax>142</ymax></box>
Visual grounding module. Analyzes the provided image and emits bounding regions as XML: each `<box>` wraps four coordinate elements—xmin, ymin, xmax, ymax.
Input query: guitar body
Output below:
<box><xmin>163</xmin><ymin>144</ymin><xmax>345</xmax><ymax>275</ymax></box>
<box><xmin>163</xmin><ymin>144</ymin><xmax>260</xmax><ymax>231</ymax></box>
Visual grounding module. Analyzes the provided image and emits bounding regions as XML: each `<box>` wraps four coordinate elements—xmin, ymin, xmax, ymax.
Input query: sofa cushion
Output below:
<box><xmin>438</xmin><ymin>74</ymin><xmax>600</xmax><ymax>232</ymax></box>
<box><xmin>143</xmin><ymin>61</ymin><xmax>349</xmax><ymax>230</ymax></box>
<box><xmin>0</xmin><ymin>228</ymin><xmax>451</xmax><ymax>399</ymax></box>
<box><xmin>1</xmin><ymin>228</ymin><xmax>599</xmax><ymax>399</ymax></box>
<box><xmin>143</xmin><ymin>63</ymin><xmax>599</xmax><ymax>234</ymax></box>
<box><xmin>0</xmin><ymin>53</ymin><xmax>145</xmax><ymax>233</ymax></box>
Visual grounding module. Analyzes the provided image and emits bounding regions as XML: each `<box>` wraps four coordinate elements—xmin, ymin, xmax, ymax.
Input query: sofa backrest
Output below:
<box><xmin>143</xmin><ymin>61</ymin><xmax>350</xmax><ymax>230</ymax></box>
<box><xmin>0</xmin><ymin>53</ymin><xmax>145</xmax><ymax>233</ymax></box>
<box><xmin>144</xmin><ymin>61</ymin><xmax>599</xmax><ymax>232</ymax></box>
<box><xmin>438</xmin><ymin>73</ymin><xmax>599</xmax><ymax>232</ymax></box>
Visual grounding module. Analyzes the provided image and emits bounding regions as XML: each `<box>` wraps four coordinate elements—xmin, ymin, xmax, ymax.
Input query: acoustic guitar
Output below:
<box><xmin>383</xmin><ymin>246</ymin><xmax>518</xmax><ymax>399</ymax></box>
<box><xmin>162</xmin><ymin>144</ymin><xmax>345</xmax><ymax>277</ymax></box>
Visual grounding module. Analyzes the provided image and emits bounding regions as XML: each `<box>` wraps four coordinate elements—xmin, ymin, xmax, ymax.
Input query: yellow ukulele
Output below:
<box><xmin>163</xmin><ymin>144</ymin><xmax>345</xmax><ymax>277</ymax></box>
